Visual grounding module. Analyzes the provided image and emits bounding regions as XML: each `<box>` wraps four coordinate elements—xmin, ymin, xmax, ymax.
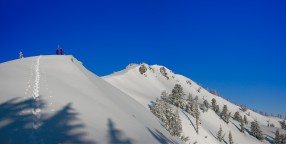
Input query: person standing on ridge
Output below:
<box><xmin>19</xmin><ymin>51</ymin><xmax>23</xmax><ymax>59</ymax></box>
<box><xmin>60</xmin><ymin>48</ymin><xmax>64</xmax><ymax>55</ymax></box>
<box><xmin>56</xmin><ymin>48</ymin><xmax>59</xmax><ymax>55</ymax></box>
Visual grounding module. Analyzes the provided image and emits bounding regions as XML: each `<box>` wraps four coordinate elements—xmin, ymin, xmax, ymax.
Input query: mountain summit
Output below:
<box><xmin>0</xmin><ymin>56</ymin><xmax>181</xmax><ymax>144</ymax></box>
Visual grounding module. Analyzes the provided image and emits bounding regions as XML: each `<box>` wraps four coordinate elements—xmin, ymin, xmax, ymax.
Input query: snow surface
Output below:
<box><xmin>0</xmin><ymin>56</ymin><xmax>182</xmax><ymax>144</ymax></box>
<box><xmin>103</xmin><ymin>63</ymin><xmax>286</xmax><ymax>144</ymax></box>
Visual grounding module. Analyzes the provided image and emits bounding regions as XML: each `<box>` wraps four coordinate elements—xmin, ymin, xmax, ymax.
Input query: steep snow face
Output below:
<box><xmin>103</xmin><ymin>63</ymin><xmax>286</xmax><ymax>144</ymax></box>
<box><xmin>0</xmin><ymin>56</ymin><xmax>182</xmax><ymax>144</ymax></box>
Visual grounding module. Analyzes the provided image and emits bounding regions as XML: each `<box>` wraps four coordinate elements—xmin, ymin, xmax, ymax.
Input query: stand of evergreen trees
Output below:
<box><xmin>274</xmin><ymin>129</ymin><xmax>286</xmax><ymax>144</ymax></box>
<box><xmin>149</xmin><ymin>96</ymin><xmax>183</xmax><ymax>137</ymax></box>
<box><xmin>149</xmin><ymin>84</ymin><xmax>205</xmax><ymax>141</ymax></box>
<box><xmin>250</xmin><ymin>120</ymin><xmax>264</xmax><ymax>140</ymax></box>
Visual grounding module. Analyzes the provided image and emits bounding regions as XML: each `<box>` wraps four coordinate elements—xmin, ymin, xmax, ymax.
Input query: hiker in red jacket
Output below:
<box><xmin>60</xmin><ymin>48</ymin><xmax>64</xmax><ymax>55</ymax></box>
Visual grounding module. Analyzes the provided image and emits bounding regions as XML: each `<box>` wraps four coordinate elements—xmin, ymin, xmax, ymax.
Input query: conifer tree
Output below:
<box><xmin>221</xmin><ymin>105</ymin><xmax>229</xmax><ymax>123</ymax></box>
<box><xmin>180</xmin><ymin>135</ymin><xmax>190</xmax><ymax>142</ymax></box>
<box><xmin>281</xmin><ymin>134</ymin><xmax>285</xmax><ymax>144</ymax></box>
<box><xmin>240</xmin><ymin>118</ymin><xmax>245</xmax><ymax>133</ymax></box>
<box><xmin>234</xmin><ymin>111</ymin><xmax>241</xmax><ymax>121</ymax></box>
<box><xmin>203</xmin><ymin>100</ymin><xmax>209</xmax><ymax>112</ymax></box>
<box><xmin>150</xmin><ymin>98</ymin><xmax>166</xmax><ymax>122</ymax></box>
<box><xmin>150</xmin><ymin>95</ymin><xmax>183</xmax><ymax>137</ymax></box>
<box><xmin>229</xmin><ymin>131</ymin><xmax>234</xmax><ymax>144</ymax></box>
<box><xmin>244</xmin><ymin>115</ymin><xmax>248</xmax><ymax>125</ymax></box>
<box><xmin>185</xmin><ymin>94</ymin><xmax>193</xmax><ymax>114</ymax></box>
<box><xmin>226</xmin><ymin>112</ymin><xmax>231</xmax><ymax>124</ymax></box>
<box><xmin>274</xmin><ymin>129</ymin><xmax>280</xmax><ymax>144</ymax></box>
<box><xmin>251</xmin><ymin>120</ymin><xmax>264</xmax><ymax>140</ymax></box>
<box><xmin>164</xmin><ymin>104</ymin><xmax>173</xmax><ymax>134</ymax></box>
<box><xmin>280</xmin><ymin>120</ymin><xmax>286</xmax><ymax>130</ymax></box>
<box><xmin>160</xmin><ymin>90</ymin><xmax>170</xmax><ymax>103</ymax></box>
<box><xmin>240</xmin><ymin>105</ymin><xmax>248</xmax><ymax>112</ymax></box>
<box><xmin>168</xmin><ymin>109</ymin><xmax>182</xmax><ymax>137</ymax></box>
<box><xmin>211</xmin><ymin>98</ymin><xmax>217</xmax><ymax>110</ymax></box>
<box><xmin>201</xmin><ymin>103</ymin><xmax>206</xmax><ymax>113</ymax></box>
<box><xmin>217</xmin><ymin>125</ymin><xmax>225</xmax><ymax>142</ymax></box>
<box><xmin>169</xmin><ymin>84</ymin><xmax>185</xmax><ymax>109</ymax></box>
<box><xmin>194</xmin><ymin>96</ymin><xmax>200</xmax><ymax>134</ymax></box>
<box><xmin>192</xmin><ymin>96</ymin><xmax>198</xmax><ymax>115</ymax></box>
<box><xmin>215</xmin><ymin>105</ymin><xmax>220</xmax><ymax>115</ymax></box>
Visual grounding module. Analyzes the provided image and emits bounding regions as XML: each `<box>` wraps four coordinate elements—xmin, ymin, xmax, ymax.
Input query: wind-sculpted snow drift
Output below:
<box><xmin>0</xmin><ymin>55</ymin><xmax>182</xmax><ymax>144</ymax></box>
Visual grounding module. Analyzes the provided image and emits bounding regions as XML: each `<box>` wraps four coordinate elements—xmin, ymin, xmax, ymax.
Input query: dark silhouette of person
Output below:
<box><xmin>60</xmin><ymin>48</ymin><xmax>64</xmax><ymax>55</ymax></box>
<box><xmin>56</xmin><ymin>49</ymin><xmax>59</xmax><ymax>55</ymax></box>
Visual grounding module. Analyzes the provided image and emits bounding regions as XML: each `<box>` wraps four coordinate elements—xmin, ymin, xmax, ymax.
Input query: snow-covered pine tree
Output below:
<box><xmin>168</xmin><ymin>109</ymin><xmax>182</xmax><ymax>137</ymax></box>
<box><xmin>164</xmin><ymin>103</ymin><xmax>173</xmax><ymax>134</ymax></box>
<box><xmin>150</xmin><ymin>98</ymin><xmax>168</xmax><ymax>126</ymax></box>
<box><xmin>240</xmin><ymin>118</ymin><xmax>245</xmax><ymax>133</ymax></box>
<box><xmin>192</xmin><ymin>96</ymin><xmax>198</xmax><ymax>114</ymax></box>
<box><xmin>240</xmin><ymin>105</ymin><xmax>248</xmax><ymax>112</ymax></box>
<box><xmin>251</xmin><ymin>120</ymin><xmax>264</xmax><ymax>140</ymax></box>
<box><xmin>215</xmin><ymin>105</ymin><xmax>220</xmax><ymax>115</ymax></box>
<box><xmin>194</xmin><ymin>96</ymin><xmax>200</xmax><ymax>134</ymax></box>
<box><xmin>244</xmin><ymin>115</ymin><xmax>248</xmax><ymax>125</ymax></box>
<box><xmin>281</xmin><ymin>134</ymin><xmax>285</xmax><ymax>144</ymax></box>
<box><xmin>185</xmin><ymin>93</ymin><xmax>193</xmax><ymax>115</ymax></box>
<box><xmin>226</xmin><ymin>112</ymin><xmax>231</xmax><ymax>124</ymax></box>
<box><xmin>274</xmin><ymin>129</ymin><xmax>280</xmax><ymax>144</ymax></box>
<box><xmin>201</xmin><ymin>103</ymin><xmax>206</xmax><ymax>113</ymax></box>
<box><xmin>180</xmin><ymin>135</ymin><xmax>190</xmax><ymax>142</ymax></box>
<box><xmin>250</xmin><ymin>120</ymin><xmax>257</xmax><ymax>138</ymax></box>
<box><xmin>175</xmin><ymin>109</ymin><xmax>183</xmax><ymax>137</ymax></box>
<box><xmin>203</xmin><ymin>99</ymin><xmax>209</xmax><ymax>112</ymax></box>
<box><xmin>234</xmin><ymin>111</ymin><xmax>241</xmax><ymax>121</ymax></box>
<box><xmin>221</xmin><ymin>105</ymin><xmax>229</xmax><ymax>123</ymax></box>
<box><xmin>229</xmin><ymin>131</ymin><xmax>234</xmax><ymax>144</ymax></box>
<box><xmin>150</xmin><ymin>95</ymin><xmax>183</xmax><ymax>137</ymax></box>
<box><xmin>169</xmin><ymin>84</ymin><xmax>185</xmax><ymax>109</ymax></box>
<box><xmin>217</xmin><ymin>125</ymin><xmax>225</xmax><ymax>142</ymax></box>
<box><xmin>280</xmin><ymin>120</ymin><xmax>286</xmax><ymax>130</ymax></box>
<box><xmin>160</xmin><ymin>90</ymin><xmax>170</xmax><ymax>103</ymax></box>
<box><xmin>211</xmin><ymin>98</ymin><xmax>216</xmax><ymax>110</ymax></box>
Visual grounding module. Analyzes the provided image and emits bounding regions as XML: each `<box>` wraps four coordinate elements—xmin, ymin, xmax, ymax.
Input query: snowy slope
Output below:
<box><xmin>0</xmin><ymin>56</ymin><xmax>182</xmax><ymax>144</ymax></box>
<box><xmin>103</xmin><ymin>63</ymin><xmax>286</xmax><ymax>144</ymax></box>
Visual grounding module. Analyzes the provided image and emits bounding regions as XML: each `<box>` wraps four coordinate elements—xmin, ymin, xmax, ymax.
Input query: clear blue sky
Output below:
<box><xmin>1</xmin><ymin>0</ymin><xmax>286</xmax><ymax>116</ymax></box>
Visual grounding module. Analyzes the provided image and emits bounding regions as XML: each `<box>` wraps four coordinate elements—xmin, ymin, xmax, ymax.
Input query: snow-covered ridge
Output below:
<box><xmin>103</xmin><ymin>62</ymin><xmax>286</xmax><ymax>144</ymax></box>
<box><xmin>0</xmin><ymin>56</ymin><xmax>182</xmax><ymax>144</ymax></box>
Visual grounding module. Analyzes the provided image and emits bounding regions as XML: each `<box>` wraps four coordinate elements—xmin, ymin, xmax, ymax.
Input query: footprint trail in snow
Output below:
<box><xmin>32</xmin><ymin>56</ymin><xmax>42</xmax><ymax>130</ymax></box>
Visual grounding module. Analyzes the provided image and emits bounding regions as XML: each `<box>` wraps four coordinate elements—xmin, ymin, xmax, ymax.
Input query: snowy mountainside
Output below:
<box><xmin>0</xmin><ymin>56</ymin><xmax>182</xmax><ymax>144</ymax></box>
<box><xmin>103</xmin><ymin>63</ymin><xmax>286</xmax><ymax>144</ymax></box>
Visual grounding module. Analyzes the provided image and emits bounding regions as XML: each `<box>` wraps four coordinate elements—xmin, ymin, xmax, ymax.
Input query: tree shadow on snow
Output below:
<box><xmin>230</xmin><ymin>121</ymin><xmax>241</xmax><ymax>132</ymax></box>
<box><xmin>107</xmin><ymin>118</ymin><xmax>133</xmax><ymax>144</ymax></box>
<box><xmin>0</xmin><ymin>97</ymin><xmax>95</xmax><ymax>144</ymax></box>
<box><xmin>245</xmin><ymin>127</ymin><xmax>252</xmax><ymax>135</ymax></box>
<box><xmin>265</xmin><ymin>134</ymin><xmax>274</xmax><ymax>144</ymax></box>
<box><xmin>0</xmin><ymin>98</ymin><xmax>45</xmax><ymax>144</ymax></box>
<box><xmin>146</xmin><ymin>127</ymin><xmax>179</xmax><ymax>144</ymax></box>
<box><xmin>181</xmin><ymin>111</ymin><xmax>196</xmax><ymax>132</ymax></box>
<box><xmin>208</xmin><ymin>130</ymin><xmax>217</xmax><ymax>140</ymax></box>
<box><xmin>40</xmin><ymin>103</ymin><xmax>94</xmax><ymax>144</ymax></box>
